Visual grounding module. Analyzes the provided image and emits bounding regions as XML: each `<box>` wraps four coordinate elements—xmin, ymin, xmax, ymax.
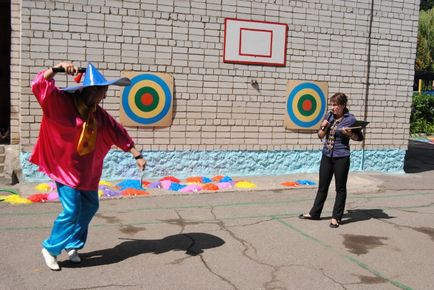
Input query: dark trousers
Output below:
<box><xmin>309</xmin><ymin>154</ymin><xmax>350</xmax><ymax>221</ymax></box>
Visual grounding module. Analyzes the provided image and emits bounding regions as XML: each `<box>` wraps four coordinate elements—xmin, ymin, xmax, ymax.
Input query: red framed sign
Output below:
<box><xmin>223</xmin><ymin>18</ymin><xmax>288</xmax><ymax>66</ymax></box>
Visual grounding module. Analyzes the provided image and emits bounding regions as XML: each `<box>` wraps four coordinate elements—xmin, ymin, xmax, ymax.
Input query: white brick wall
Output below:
<box><xmin>13</xmin><ymin>0</ymin><xmax>419</xmax><ymax>151</ymax></box>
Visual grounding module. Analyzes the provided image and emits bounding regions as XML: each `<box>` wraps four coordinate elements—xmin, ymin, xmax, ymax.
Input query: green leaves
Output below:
<box><xmin>410</xmin><ymin>93</ymin><xmax>434</xmax><ymax>134</ymax></box>
<box><xmin>416</xmin><ymin>8</ymin><xmax>434</xmax><ymax>71</ymax></box>
<box><xmin>420</xmin><ymin>0</ymin><xmax>434</xmax><ymax>11</ymax></box>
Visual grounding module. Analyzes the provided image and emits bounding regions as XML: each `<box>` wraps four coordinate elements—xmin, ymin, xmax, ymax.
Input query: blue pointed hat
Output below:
<box><xmin>61</xmin><ymin>63</ymin><xmax>131</xmax><ymax>92</ymax></box>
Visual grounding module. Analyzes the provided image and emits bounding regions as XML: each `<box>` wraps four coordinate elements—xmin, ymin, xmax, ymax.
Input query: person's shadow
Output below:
<box><xmin>60</xmin><ymin>232</ymin><xmax>225</xmax><ymax>268</ymax></box>
<box><xmin>341</xmin><ymin>209</ymin><xmax>394</xmax><ymax>225</ymax></box>
<box><xmin>404</xmin><ymin>140</ymin><xmax>434</xmax><ymax>173</ymax></box>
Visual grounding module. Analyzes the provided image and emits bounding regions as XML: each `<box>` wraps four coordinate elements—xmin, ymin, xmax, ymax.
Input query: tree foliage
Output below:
<box><xmin>410</xmin><ymin>93</ymin><xmax>434</xmax><ymax>134</ymax></box>
<box><xmin>420</xmin><ymin>0</ymin><xmax>434</xmax><ymax>11</ymax></box>
<box><xmin>415</xmin><ymin>8</ymin><xmax>434</xmax><ymax>71</ymax></box>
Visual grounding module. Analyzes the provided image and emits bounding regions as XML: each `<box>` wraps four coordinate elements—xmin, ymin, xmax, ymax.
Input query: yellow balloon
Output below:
<box><xmin>34</xmin><ymin>183</ymin><xmax>52</xmax><ymax>193</ymax></box>
<box><xmin>235</xmin><ymin>181</ymin><xmax>257</xmax><ymax>189</ymax></box>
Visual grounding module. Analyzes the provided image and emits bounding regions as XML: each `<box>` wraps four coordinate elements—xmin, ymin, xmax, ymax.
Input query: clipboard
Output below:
<box><xmin>344</xmin><ymin>120</ymin><xmax>369</xmax><ymax>130</ymax></box>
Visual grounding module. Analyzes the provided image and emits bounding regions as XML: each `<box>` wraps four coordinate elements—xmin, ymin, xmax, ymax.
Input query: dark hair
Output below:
<box><xmin>330</xmin><ymin>93</ymin><xmax>348</xmax><ymax>106</ymax></box>
<box><xmin>65</xmin><ymin>87</ymin><xmax>98</xmax><ymax>119</ymax></box>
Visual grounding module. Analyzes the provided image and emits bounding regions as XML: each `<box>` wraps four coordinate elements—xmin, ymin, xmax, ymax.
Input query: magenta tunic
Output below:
<box><xmin>30</xmin><ymin>71</ymin><xmax>134</xmax><ymax>191</ymax></box>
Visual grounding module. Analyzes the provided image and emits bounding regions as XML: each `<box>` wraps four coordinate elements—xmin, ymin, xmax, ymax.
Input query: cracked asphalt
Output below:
<box><xmin>1</xmin><ymin>141</ymin><xmax>433</xmax><ymax>290</ymax></box>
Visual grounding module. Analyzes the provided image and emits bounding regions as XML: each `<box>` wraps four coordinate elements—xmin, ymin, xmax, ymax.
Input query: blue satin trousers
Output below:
<box><xmin>42</xmin><ymin>182</ymin><xmax>99</xmax><ymax>256</ymax></box>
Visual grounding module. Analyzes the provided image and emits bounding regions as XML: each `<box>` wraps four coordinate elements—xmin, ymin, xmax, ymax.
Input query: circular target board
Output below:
<box><xmin>284</xmin><ymin>81</ymin><xmax>328</xmax><ymax>130</ymax></box>
<box><xmin>120</xmin><ymin>73</ymin><xmax>173</xmax><ymax>127</ymax></box>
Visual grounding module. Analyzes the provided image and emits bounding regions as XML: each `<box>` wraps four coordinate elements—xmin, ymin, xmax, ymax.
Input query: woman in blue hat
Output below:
<box><xmin>31</xmin><ymin>62</ymin><xmax>147</xmax><ymax>271</ymax></box>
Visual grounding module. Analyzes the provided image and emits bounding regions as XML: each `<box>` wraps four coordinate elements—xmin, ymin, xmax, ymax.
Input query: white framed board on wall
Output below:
<box><xmin>223</xmin><ymin>18</ymin><xmax>288</xmax><ymax>66</ymax></box>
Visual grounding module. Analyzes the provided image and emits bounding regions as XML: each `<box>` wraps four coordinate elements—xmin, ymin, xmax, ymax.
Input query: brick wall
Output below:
<box><xmin>13</xmin><ymin>0</ymin><xmax>419</xmax><ymax>152</ymax></box>
<box><xmin>10</xmin><ymin>0</ymin><xmax>21</xmax><ymax>145</ymax></box>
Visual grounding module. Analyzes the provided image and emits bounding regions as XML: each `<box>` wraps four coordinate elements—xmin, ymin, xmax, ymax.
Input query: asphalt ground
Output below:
<box><xmin>0</xmin><ymin>140</ymin><xmax>433</xmax><ymax>290</ymax></box>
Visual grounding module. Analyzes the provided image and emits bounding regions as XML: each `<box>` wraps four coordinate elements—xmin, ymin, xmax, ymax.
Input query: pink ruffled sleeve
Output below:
<box><xmin>100</xmin><ymin>109</ymin><xmax>135</xmax><ymax>152</ymax></box>
<box><xmin>31</xmin><ymin>71</ymin><xmax>59</xmax><ymax>111</ymax></box>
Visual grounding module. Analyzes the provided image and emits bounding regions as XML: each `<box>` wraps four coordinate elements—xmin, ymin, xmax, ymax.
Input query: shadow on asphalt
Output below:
<box><xmin>342</xmin><ymin>209</ymin><xmax>395</xmax><ymax>225</ymax></box>
<box><xmin>60</xmin><ymin>232</ymin><xmax>225</xmax><ymax>268</ymax></box>
<box><xmin>404</xmin><ymin>140</ymin><xmax>434</xmax><ymax>173</ymax></box>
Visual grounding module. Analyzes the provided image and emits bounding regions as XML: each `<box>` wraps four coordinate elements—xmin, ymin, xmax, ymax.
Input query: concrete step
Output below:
<box><xmin>0</xmin><ymin>145</ymin><xmax>6</xmax><ymax>176</ymax></box>
<box><xmin>0</xmin><ymin>145</ymin><xmax>7</xmax><ymax>181</ymax></box>
<box><xmin>0</xmin><ymin>145</ymin><xmax>21</xmax><ymax>185</ymax></box>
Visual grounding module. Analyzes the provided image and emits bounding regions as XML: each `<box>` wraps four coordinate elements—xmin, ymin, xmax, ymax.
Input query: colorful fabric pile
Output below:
<box><xmin>280</xmin><ymin>179</ymin><xmax>316</xmax><ymax>187</ymax></box>
<box><xmin>0</xmin><ymin>175</ymin><xmax>258</xmax><ymax>204</ymax></box>
<box><xmin>410</xmin><ymin>135</ymin><xmax>434</xmax><ymax>145</ymax></box>
<box><xmin>1</xmin><ymin>188</ymin><xmax>32</xmax><ymax>205</ymax></box>
<box><xmin>1</xmin><ymin>175</ymin><xmax>319</xmax><ymax>205</ymax></box>
<box><xmin>140</xmin><ymin>175</ymin><xmax>246</xmax><ymax>193</ymax></box>
<box><xmin>1</xmin><ymin>179</ymin><xmax>150</xmax><ymax>205</ymax></box>
<box><xmin>0</xmin><ymin>192</ymin><xmax>32</xmax><ymax>205</ymax></box>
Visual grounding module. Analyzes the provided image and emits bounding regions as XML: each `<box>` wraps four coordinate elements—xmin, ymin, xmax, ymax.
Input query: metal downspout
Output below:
<box><xmin>361</xmin><ymin>0</ymin><xmax>375</xmax><ymax>170</ymax></box>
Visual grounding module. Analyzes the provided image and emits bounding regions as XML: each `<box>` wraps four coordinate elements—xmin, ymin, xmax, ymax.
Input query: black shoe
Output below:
<box><xmin>298</xmin><ymin>214</ymin><xmax>320</xmax><ymax>220</ymax></box>
<box><xmin>329</xmin><ymin>219</ymin><xmax>341</xmax><ymax>228</ymax></box>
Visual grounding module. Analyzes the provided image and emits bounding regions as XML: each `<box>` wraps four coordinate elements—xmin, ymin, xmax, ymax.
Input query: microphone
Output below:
<box><xmin>52</xmin><ymin>67</ymin><xmax>86</xmax><ymax>73</ymax></box>
<box><xmin>320</xmin><ymin>111</ymin><xmax>333</xmax><ymax>132</ymax></box>
<box><xmin>326</xmin><ymin>111</ymin><xmax>333</xmax><ymax>122</ymax></box>
<box><xmin>52</xmin><ymin>67</ymin><xmax>86</xmax><ymax>83</ymax></box>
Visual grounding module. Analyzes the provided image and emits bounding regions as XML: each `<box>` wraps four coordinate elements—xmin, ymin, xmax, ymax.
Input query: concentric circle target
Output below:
<box><xmin>287</xmin><ymin>82</ymin><xmax>326</xmax><ymax>128</ymax></box>
<box><xmin>121</xmin><ymin>74</ymin><xmax>172</xmax><ymax>125</ymax></box>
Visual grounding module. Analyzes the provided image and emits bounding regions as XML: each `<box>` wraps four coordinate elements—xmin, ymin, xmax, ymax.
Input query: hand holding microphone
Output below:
<box><xmin>320</xmin><ymin>111</ymin><xmax>333</xmax><ymax>132</ymax></box>
<box><xmin>52</xmin><ymin>65</ymin><xmax>86</xmax><ymax>74</ymax></box>
<box><xmin>49</xmin><ymin>62</ymin><xmax>86</xmax><ymax>82</ymax></box>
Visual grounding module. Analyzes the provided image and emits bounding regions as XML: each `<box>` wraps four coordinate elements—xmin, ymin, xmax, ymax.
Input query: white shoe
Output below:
<box><xmin>41</xmin><ymin>248</ymin><xmax>60</xmax><ymax>271</ymax></box>
<box><xmin>67</xmin><ymin>249</ymin><xmax>81</xmax><ymax>263</ymax></box>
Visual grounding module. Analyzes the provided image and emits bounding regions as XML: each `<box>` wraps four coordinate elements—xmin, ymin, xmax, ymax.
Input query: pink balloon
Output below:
<box><xmin>179</xmin><ymin>184</ymin><xmax>202</xmax><ymax>193</ymax></box>
<box><xmin>47</xmin><ymin>191</ymin><xmax>59</xmax><ymax>201</ymax></box>
<box><xmin>217</xmin><ymin>182</ymin><xmax>232</xmax><ymax>189</ymax></box>
<box><xmin>161</xmin><ymin>180</ymin><xmax>172</xmax><ymax>190</ymax></box>
<box><xmin>48</xmin><ymin>181</ymin><xmax>56</xmax><ymax>191</ymax></box>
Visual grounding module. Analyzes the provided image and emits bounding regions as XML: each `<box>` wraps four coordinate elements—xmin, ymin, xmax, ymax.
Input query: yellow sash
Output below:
<box><xmin>76</xmin><ymin>105</ymin><xmax>97</xmax><ymax>156</ymax></box>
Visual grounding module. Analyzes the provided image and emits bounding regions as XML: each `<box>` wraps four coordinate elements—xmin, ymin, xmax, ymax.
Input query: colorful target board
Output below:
<box><xmin>120</xmin><ymin>72</ymin><xmax>173</xmax><ymax>127</ymax></box>
<box><xmin>284</xmin><ymin>80</ymin><xmax>328</xmax><ymax>130</ymax></box>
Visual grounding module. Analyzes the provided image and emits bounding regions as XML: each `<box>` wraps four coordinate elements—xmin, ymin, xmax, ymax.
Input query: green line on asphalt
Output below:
<box><xmin>0</xmin><ymin>213</ymin><xmax>296</xmax><ymax>232</ymax></box>
<box><xmin>1</xmin><ymin>191</ymin><xmax>433</xmax><ymax>217</ymax></box>
<box><xmin>0</xmin><ymin>210</ymin><xmax>59</xmax><ymax>216</ymax></box>
<box><xmin>0</xmin><ymin>197</ymin><xmax>311</xmax><ymax>216</ymax></box>
<box><xmin>2</xmin><ymin>198</ymin><xmax>434</xmax><ymax>233</ymax></box>
<box><xmin>272</xmin><ymin>216</ymin><xmax>413</xmax><ymax>290</ymax></box>
<box><xmin>345</xmin><ymin>256</ymin><xmax>413</xmax><ymax>290</ymax></box>
<box><xmin>0</xmin><ymin>225</ymin><xmax>53</xmax><ymax>231</ymax></box>
<box><xmin>108</xmin><ymin>191</ymin><xmax>434</xmax><ymax>214</ymax></box>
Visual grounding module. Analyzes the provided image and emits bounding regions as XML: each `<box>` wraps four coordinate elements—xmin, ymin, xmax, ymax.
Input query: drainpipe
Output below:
<box><xmin>361</xmin><ymin>0</ymin><xmax>375</xmax><ymax>171</ymax></box>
